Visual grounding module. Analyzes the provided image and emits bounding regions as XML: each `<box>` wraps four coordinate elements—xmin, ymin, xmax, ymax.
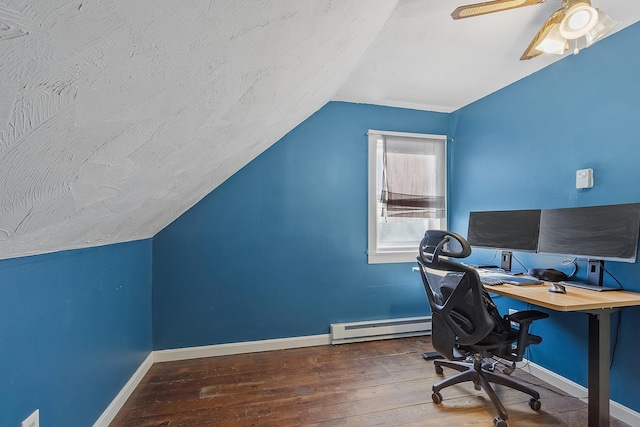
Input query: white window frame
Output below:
<box><xmin>367</xmin><ymin>130</ymin><xmax>448</xmax><ymax>264</ymax></box>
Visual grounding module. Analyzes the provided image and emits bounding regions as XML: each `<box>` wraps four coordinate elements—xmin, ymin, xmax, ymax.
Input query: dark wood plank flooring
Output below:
<box><xmin>110</xmin><ymin>337</ymin><xmax>630</xmax><ymax>426</ymax></box>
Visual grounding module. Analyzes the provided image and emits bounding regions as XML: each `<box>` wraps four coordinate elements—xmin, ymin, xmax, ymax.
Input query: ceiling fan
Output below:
<box><xmin>451</xmin><ymin>0</ymin><xmax>618</xmax><ymax>60</ymax></box>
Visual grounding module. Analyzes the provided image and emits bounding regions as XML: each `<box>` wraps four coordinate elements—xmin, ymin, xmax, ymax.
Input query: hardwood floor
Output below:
<box><xmin>110</xmin><ymin>337</ymin><xmax>629</xmax><ymax>426</ymax></box>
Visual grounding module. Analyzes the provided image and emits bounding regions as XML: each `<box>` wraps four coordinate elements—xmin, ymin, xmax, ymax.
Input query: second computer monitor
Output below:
<box><xmin>538</xmin><ymin>203</ymin><xmax>640</xmax><ymax>263</ymax></box>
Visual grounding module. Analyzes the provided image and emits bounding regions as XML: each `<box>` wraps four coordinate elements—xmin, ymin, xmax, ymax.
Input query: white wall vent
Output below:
<box><xmin>330</xmin><ymin>316</ymin><xmax>431</xmax><ymax>345</ymax></box>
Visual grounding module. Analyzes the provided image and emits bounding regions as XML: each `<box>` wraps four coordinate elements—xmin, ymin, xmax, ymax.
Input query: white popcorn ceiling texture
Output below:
<box><xmin>0</xmin><ymin>0</ymin><xmax>397</xmax><ymax>259</ymax></box>
<box><xmin>1</xmin><ymin>0</ymin><xmax>639</xmax><ymax>260</ymax></box>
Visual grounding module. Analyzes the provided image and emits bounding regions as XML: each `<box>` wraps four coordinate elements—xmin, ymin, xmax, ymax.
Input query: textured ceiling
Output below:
<box><xmin>1</xmin><ymin>0</ymin><xmax>639</xmax><ymax>260</ymax></box>
<box><xmin>336</xmin><ymin>0</ymin><xmax>640</xmax><ymax>112</ymax></box>
<box><xmin>0</xmin><ymin>0</ymin><xmax>397</xmax><ymax>259</ymax></box>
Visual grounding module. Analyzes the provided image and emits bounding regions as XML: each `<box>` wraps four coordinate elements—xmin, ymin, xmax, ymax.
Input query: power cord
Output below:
<box><xmin>611</xmin><ymin>310</ymin><xmax>622</xmax><ymax>370</ymax></box>
<box><xmin>511</xmin><ymin>254</ymin><xmax>528</xmax><ymax>272</ymax></box>
<box><xmin>599</xmin><ymin>265</ymin><xmax>624</xmax><ymax>369</ymax></box>
<box><xmin>561</xmin><ymin>258</ymin><xmax>578</xmax><ymax>279</ymax></box>
<box><xmin>480</xmin><ymin>250</ymin><xmax>499</xmax><ymax>266</ymax></box>
<box><xmin>508</xmin><ymin>364</ymin><xmax>585</xmax><ymax>398</ymax></box>
<box><xmin>500</xmin><ymin>345</ymin><xmax>587</xmax><ymax>399</ymax></box>
<box><xmin>602</xmin><ymin>264</ymin><xmax>624</xmax><ymax>289</ymax></box>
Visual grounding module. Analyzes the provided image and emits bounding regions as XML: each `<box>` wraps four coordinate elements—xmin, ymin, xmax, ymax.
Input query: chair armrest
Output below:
<box><xmin>505</xmin><ymin>310</ymin><xmax>549</xmax><ymax>360</ymax></box>
<box><xmin>506</xmin><ymin>310</ymin><xmax>549</xmax><ymax>326</ymax></box>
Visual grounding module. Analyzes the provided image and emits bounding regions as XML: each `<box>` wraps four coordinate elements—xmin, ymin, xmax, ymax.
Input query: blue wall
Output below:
<box><xmin>152</xmin><ymin>102</ymin><xmax>450</xmax><ymax>350</ymax></box>
<box><xmin>5</xmin><ymin>21</ymin><xmax>635</xmax><ymax>426</ymax></box>
<box><xmin>450</xmin><ymin>23</ymin><xmax>640</xmax><ymax>412</ymax></box>
<box><xmin>0</xmin><ymin>240</ymin><xmax>153</xmax><ymax>426</ymax></box>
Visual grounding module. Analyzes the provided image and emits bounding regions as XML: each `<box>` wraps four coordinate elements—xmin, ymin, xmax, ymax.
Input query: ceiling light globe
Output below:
<box><xmin>568</xmin><ymin>10</ymin><xmax>592</xmax><ymax>30</ymax></box>
<box><xmin>559</xmin><ymin>3</ymin><xmax>599</xmax><ymax>39</ymax></box>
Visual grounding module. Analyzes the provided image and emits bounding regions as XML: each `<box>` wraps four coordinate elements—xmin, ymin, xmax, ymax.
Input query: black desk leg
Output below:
<box><xmin>588</xmin><ymin>311</ymin><xmax>611</xmax><ymax>427</ymax></box>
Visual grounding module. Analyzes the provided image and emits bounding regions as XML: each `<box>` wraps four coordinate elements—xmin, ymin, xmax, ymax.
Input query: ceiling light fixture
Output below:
<box><xmin>533</xmin><ymin>0</ymin><xmax>618</xmax><ymax>57</ymax></box>
<box><xmin>559</xmin><ymin>1</ymin><xmax>599</xmax><ymax>39</ymax></box>
<box><xmin>585</xmin><ymin>9</ymin><xmax>619</xmax><ymax>47</ymax></box>
<box><xmin>450</xmin><ymin>0</ymin><xmax>619</xmax><ymax>61</ymax></box>
<box><xmin>535</xmin><ymin>24</ymin><xmax>567</xmax><ymax>54</ymax></box>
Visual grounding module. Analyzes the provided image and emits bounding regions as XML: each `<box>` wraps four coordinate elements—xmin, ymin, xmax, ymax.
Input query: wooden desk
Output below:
<box><xmin>486</xmin><ymin>282</ymin><xmax>640</xmax><ymax>427</ymax></box>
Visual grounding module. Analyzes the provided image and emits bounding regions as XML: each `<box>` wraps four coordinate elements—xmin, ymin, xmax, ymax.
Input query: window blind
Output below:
<box><xmin>380</xmin><ymin>134</ymin><xmax>446</xmax><ymax>219</ymax></box>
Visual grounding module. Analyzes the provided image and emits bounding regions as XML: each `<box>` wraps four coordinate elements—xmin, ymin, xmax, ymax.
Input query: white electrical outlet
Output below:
<box><xmin>21</xmin><ymin>409</ymin><xmax>39</xmax><ymax>427</ymax></box>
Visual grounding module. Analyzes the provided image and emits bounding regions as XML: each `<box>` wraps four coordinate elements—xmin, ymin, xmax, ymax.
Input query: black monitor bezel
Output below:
<box><xmin>537</xmin><ymin>203</ymin><xmax>640</xmax><ymax>263</ymax></box>
<box><xmin>467</xmin><ymin>209</ymin><xmax>541</xmax><ymax>253</ymax></box>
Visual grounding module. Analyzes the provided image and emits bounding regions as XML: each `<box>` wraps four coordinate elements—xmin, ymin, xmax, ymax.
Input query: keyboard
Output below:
<box><xmin>480</xmin><ymin>274</ymin><xmax>542</xmax><ymax>286</ymax></box>
<box><xmin>481</xmin><ymin>277</ymin><xmax>508</xmax><ymax>286</ymax></box>
<box><xmin>559</xmin><ymin>281</ymin><xmax>621</xmax><ymax>292</ymax></box>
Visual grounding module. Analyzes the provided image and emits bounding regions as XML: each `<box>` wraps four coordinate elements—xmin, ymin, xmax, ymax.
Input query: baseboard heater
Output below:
<box><xmin>330</xmin><ymin>316</ymin><xmax>432</xmax><ymax>345</ymax></box>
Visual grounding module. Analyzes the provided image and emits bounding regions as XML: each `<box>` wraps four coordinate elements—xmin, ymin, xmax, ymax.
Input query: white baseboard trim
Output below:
<box><xmin>153</xmin><ymin>333</ymin><xmax>331</xmax><ymax>363</ymax></box>
<box><xmin>523</xmin><ymin>361</ymin><xmax>640</xmax><ymax>427</ymax></box>
<box><xmin>93</xmin><ymin>352</ymin><xmax>154</xmax><ymax>427</ymax></box>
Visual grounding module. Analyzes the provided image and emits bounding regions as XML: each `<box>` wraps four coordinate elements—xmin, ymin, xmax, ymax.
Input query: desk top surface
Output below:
<box><xmin>485</xmin><ymin>282</ymin><xmax>640</xmax><ymax>312</ymax></box>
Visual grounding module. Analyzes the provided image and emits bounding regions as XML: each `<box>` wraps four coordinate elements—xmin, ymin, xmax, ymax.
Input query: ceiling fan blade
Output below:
<box><xmin>520</xmin><ymin>8</ymin><xmax>566</xmax><ymax>60</ymax></box>
<box><xmin>452</xmin><ymin>0</ymin><xmax>544</xmax><ymax>20</ymax></box>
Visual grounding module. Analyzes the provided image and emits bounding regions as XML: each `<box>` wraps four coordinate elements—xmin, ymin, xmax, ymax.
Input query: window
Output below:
<box><xmin>367</xmin><ymin>130</ymin><xmax>447</xmax><ymax>264</ymax></box>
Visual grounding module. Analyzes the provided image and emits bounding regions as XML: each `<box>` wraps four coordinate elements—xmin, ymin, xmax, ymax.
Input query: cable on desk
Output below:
<box><xmin>602</xmin><ymin>265</ymin><xmax>624</xmax><ymax>289</ymax></box>
<box><xmin>561</xmin><ymin>258</ymin><xmax>578</xmax><ymax>279</ymax></box>
<box><xmin>478</xmin><ymin>250</ymin><xmax>498</xmax><ymax>266</ymax></box>
<box><xmin>511</xmin><ymin>254</ymin><xmax>528</xmax><ymax>272</ymax></box>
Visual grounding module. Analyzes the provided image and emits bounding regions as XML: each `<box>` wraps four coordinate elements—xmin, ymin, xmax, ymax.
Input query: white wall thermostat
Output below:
<box><xmin>576</xmin><ymin>168</ymin><xmax>594</xmax><ymax>189</ymax></box>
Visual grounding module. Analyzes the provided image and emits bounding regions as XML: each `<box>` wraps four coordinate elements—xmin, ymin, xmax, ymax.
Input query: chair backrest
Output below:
<box><xmin>417</xmin><ymin>230</ymin><xmax>503</xmax><ymax>360</ymax></box>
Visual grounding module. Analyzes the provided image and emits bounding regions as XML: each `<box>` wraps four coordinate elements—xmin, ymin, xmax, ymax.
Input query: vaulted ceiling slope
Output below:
<box><xmin>1</xmin><ymin>0</ymin><xmax>639</xmax><ymax>260</ymax></box>
<box><xmin>0</xmin><ymin>0</ymin><xmax>397</xmax><ymax>260</ymax></box>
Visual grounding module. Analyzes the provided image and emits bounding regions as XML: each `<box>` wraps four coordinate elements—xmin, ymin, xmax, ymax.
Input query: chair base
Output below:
<box><xmin>432</xmin><ymin>356</ymin><xmax>541</xmax><ymax>424</ymax></box>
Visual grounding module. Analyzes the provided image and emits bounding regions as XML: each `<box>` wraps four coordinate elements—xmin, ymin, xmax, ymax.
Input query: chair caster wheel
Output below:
<box><xmin>432</xmin><ymin>391</ymin><xmax>443</xmax><ymax>404</ymax></box>
<box><xmin>435</xmin><ymin>365</ymin><xmax>444</xmax><ymax>375</ymax></box>
<box><xmin>493</xmin><ymin>417</ymin><xmax>508</xmax><ymax>427</ymax></box>
<box><xmin>529</xmin><ymin>398</ymin><xmax>542</xmax><ymax>411</ymax></box>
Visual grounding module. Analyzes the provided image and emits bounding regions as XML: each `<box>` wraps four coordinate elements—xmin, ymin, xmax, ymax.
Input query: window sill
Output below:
<box><xmin>368</xmin><ymin>251</ymin><xmax>419</xmax><ymax>264</ymax></box>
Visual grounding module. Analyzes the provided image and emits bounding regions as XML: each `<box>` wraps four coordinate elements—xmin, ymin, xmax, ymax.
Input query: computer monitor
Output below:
<box><xmin>467</xmin><ymin>209</ymin><xmax>541</xmax><ymax>252</ymax></box>
<box><xmin>538</xmin><ymin>203</ymin><xmax>640</xmax><ymax>285</ymax></box>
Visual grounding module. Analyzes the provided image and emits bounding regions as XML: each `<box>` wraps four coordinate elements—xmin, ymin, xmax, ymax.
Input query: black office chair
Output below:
<box><xmin>416</xmin><ymin>230</ymin><xmax>549</xmax><ymax>427</ymax></box>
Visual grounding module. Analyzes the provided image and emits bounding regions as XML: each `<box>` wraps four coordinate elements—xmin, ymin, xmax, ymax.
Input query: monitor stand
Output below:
<box><xmin>501</xmin><ymin>251</ymin><xmax>512</xmax><ymax>271</ymax></box>
<box><xmin>587</xmin><ymin>260</ymin><xmax>604</xmax><ymax>286</ymax></box>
